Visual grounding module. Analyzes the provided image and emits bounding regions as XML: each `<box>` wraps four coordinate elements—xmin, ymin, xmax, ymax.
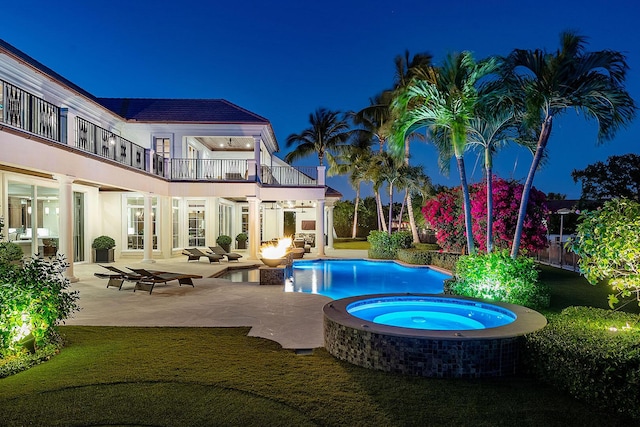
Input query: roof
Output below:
<box><xmin>0</xmin><ymin>39</ymin><xmax>271</xmax><ymax>126</ymax></box>
<box><xmin>0</xmin><ymin>38</ymin><xmax>98</xmax><ymax>102</ymax></box>
<box><xmin>96</xmin><ymin>98</ymin><xmax>270</xmax><ymax>124</ymax></box>
<box><xmin>545</xmin><ymin>199</ymin><xmax>581</xmax><ymax>213</ymax></box>
<box><xmin>325</xmin><ymin>186</ymin><xmax>343</xmax><ymax>198</ymax></box>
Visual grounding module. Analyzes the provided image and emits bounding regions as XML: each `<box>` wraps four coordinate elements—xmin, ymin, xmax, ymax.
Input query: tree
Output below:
<box><xmin>285</xmin><ymin>108</ymin><xmax>351</xmax><ymax>166</ymax></box>
<box><xmin>571</xmin><ymin>153</ymin><xmax>640</xmax><ymax>201</ymax></box>
<box><xmin>502</xmin><ymin>31</ymin><xmax>636</xmax><ymax>258</ymax></box>
<box><xmin>467</xmin><ymin>108</ymin><xmax>516</xmax><ymax>252</ymax></box>
<box><xmin>326</xmin><ymin>136</ymin><xmax>373</xmax><ymax>238</ymax></box>
<box><xmin>391</xmin><ymin>50</ymin><xmax>433</xmax><ymax>244</ymax></box>
<box><xmin>332</xmin><ymin>200</ymin><xmax>355</xmax><ymax>237</ymax></box>
<box><xmin>423</xmin><ymin>178</ymin><xmax>548</xmax><ymax>253</ymax></box>
<box><xmin>392</xmin><ymin>51</ymin><xmax>499</xmax><ymax>254</ymax></box>
<box><xmin>569</xmin><ymin>198</ymin><xmax>640</xmax><ymax>308</ymax></box>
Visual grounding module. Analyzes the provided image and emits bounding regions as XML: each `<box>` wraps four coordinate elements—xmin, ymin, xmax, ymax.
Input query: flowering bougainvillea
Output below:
<box><xmin>422</xmin><ymin>177</ymin><xmax>548</xmax><ymax>253</ymax></box>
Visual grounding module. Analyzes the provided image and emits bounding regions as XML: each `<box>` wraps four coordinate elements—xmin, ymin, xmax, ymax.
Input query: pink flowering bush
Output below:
<box><xmin>422</xmin><ymin>177</ymin><xmax>548</xmax><ymax>253</ymax></box>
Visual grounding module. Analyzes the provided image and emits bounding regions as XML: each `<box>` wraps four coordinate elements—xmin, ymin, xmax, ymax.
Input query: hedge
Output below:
<box><xmin>524</xmin><ymin>306</ymin><xmax>640</xmax><ymax>420</ymax></box>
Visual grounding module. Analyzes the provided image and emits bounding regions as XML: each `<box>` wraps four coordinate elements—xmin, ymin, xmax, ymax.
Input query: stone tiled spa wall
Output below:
<box><xmin>324</xmin><ymin>316</ymin><xmax>523</xmax><ymax>378</ymax></box>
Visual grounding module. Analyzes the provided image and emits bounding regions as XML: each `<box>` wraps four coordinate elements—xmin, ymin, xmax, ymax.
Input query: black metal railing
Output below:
<box><xmin>75</xmin><ymin>117</ymin><xmax>165</xmax><ymax>176</ymax></box>
<box><xmin>0</xmin><ymin>79</ymin><xmax>60</xmax><ymax>141</ymax></box>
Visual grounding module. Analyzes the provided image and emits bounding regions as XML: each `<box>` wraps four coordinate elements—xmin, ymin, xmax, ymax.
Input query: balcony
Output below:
<box><xmin>0</xmin><ymin>80</ymin><xmax>60</xmax><ymax>141</ymax></box>
<box><xmin>1</xmin><ymin>79</ymin><xmax>319</xmax><ymax>187</ymax></box>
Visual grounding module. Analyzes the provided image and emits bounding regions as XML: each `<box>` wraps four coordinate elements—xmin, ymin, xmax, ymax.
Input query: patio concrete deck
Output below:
<box><xmin>65</xmin><ymin>249</ymin><xmax>368</xmax><ymax>350</ymax></box>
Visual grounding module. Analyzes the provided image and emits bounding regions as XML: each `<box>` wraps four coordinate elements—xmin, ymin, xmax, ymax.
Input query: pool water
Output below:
<box><xmin>346</xmin><ymin>296</ymin><xmax>517</xmax><ymax>330</ymax></box>
<box><xmin>287</xmin><ymin>259</ymin><xmax>450</xmax><ymax>300</ymax></box>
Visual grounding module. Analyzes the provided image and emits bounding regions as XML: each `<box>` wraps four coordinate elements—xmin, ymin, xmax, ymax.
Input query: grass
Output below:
<box><xmin>333</xmin><ymin>238</ymin><xmax>370</xmax><ymax>250</ymax></box>
<box><xmin>0</xmin><ymin>265</ymin><xmax>637</xmax><ymax>426</ymax></box>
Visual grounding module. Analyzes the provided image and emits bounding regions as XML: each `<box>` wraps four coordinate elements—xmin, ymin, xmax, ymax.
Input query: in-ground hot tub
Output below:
<box><xmin>323</xmin><ymin>294</ymin><xmax>547</xmax><ymax>378</ymax></box>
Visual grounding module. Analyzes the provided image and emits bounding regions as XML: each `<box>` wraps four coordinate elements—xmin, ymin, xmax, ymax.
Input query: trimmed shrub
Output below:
<box><xmin>397</xmin><ymin>248</ymin><xmax>433</xmax><ymax>265</ymax></box>
<box><xmin>91</xmin><ymin>235</ymin><xmax>115</xmax><ymax>250</ymax></box>
<box><xmin>0</xmin><ymin>255</ymin><xmax>79</xmax><ymax>358</ymax></box>
<box><xmin>450</xmin><ymin>250</ymin><xmax>550</xmax><ymax>309</ymax></box>
<box><xmin>396</xmin><ymin>249</ymin><xmax>460</xmax><ymax>273</ymax></box>
<box><xmin>430</xmin><ymin>252</ymin><xmax>461</xmax><ymax>273</ymax></box>
<box><xmin>525</xmin><ymin>306</ymin><xmax>640</xmax><ymax>420</ymax></box>
<box><xmin>367</xmin><ymin>231</ymin><xmax>412</xmax><ymax>259</ymax></box>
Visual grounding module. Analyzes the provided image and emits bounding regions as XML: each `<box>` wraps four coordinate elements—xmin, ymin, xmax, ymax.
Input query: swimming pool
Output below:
<box><xmin>287</xmin><ymin>259</ymin><xmax>450</xmax><ymax>299</ymax></box>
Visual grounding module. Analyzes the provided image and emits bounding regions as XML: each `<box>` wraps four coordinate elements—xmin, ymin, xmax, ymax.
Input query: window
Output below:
<box><xmin>126</xmin><ymin>196</ymin><xmax>157</xmax><ymax>250</ymax></box>
<box><xmin>241</xmin><ymin>206</ymin><xmax>249</xmax><ymax>234</ymax></box>
<box><xmin>218</xmin><ymin>204</ymin><xmax>232</xmax><ymax>237</ymax></box>
<box><xmin>172</xmin><ymin>199</ymin><xmax>180</xmax><ymax>249</ymax></box>
<box><xmin>154</xmin><ymin>137</ymin><xmax>170</xmax><ymax>157</ymax></box>
<box><xmin>188</xmin><ymin>200</ymin><xmax>205</xmax><ymax>247</ymax></box>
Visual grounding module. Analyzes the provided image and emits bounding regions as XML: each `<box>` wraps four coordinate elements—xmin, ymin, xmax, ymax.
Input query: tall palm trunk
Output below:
<box><xmin>485</xmin><ymin>146</ymin><xmax>494</xmax><ymax>253</ymax></box>
<box><xmin>404</xmin><ymin>138</ymin><xmax>420</xmax><ymax>243</ymax></box>
<box><xmin>388</xmin><ymin>184</ymin><xmax>394</xmax><ymax>235</ymax></box>
<box><xmin>510</xmin><ymin>116</ymin><xmax>553</xmax><ymax>258</ymax></box>
<box><xmin>456</xmin><ymin>155</ymin><xmax>475</xmax><ymax>255</ymax></box>
<box><xmin>352</xmin><ymin>184</ymin><xmax>361</xmax><ymax>239</ymax></box>
<box><xmin>375</xmin><ymin>190</ymin><xmax>387</xmax><ymax>232</ymax></box>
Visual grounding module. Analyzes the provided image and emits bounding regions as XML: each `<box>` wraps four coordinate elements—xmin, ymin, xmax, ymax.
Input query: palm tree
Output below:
<box><xmin>351</xmin><ymin>94</ymin><xmax>394</xmax><ymax>230</ymax></box>
<box><xmin>363</xmin><ymin>153</ymin><xmax>389</xmax><ymax>232</ymax></box>
<box><xmin>503</xmin><ymin>31</ymin><xmax>636</xmax><ymax>257</ymax></box>
<box><xmin>285</xmin><ymin>108</ymin><xmax>351</xmax><ymax>166</ymax></box>
<box><xmin>392</xmin><ymin>51</ymin><xmax>499</xmax><ymax>254</ymax></box>
<box><xmin>326</xmin><ymin>138</ymin><xmax>373</xmax><ymax>238</ymax></box>
<box><xmin>391</xmin><ymin>50</ymin><xmax>433</xmax><ymax>244</ymax></box>
<box><xmin>467</xmin><ymin>108</ymin><xmax>515</xmax><ymax>252</ymax></box>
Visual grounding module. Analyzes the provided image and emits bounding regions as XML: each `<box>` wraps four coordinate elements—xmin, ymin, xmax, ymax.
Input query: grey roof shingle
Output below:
<box><xmin>96</xmin><ymin>98</ymin><xmax>270</xmax><ymax>124</ymax></box>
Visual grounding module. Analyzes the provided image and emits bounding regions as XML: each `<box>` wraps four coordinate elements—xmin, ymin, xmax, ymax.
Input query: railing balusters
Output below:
<box><xmin>0</xmin><ymin>79</ymin><xmax>60</xmax><ymax>141</ymax></box>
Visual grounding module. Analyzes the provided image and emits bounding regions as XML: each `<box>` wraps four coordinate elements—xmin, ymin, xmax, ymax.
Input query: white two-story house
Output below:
<box><xmin>0</xmin><ymin>39</ymin><xmax>340</xmax><ymax>280</ymax></box>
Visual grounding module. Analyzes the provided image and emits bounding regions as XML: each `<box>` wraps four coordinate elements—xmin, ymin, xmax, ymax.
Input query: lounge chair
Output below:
<box><xmin>127</xmin><ymin>267</ymin><xmax>203</xmax><ymax>294</ymax></box>
<box><xmin>95</xmin><ymin>265</ymin><xmax>147</xmax><ymax>290</ymax></box>
<box><xmin>182</xmin><ymin>247</ymin><xmax>223</xmax><ymax>263</ymax></box>
<box><xmin>209</xmin><ymin>245</ymin><xmax>243</xmax><ymax>262</ymax></box>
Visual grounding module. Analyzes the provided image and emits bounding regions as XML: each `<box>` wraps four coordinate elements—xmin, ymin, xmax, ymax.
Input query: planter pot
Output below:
<box><xmin>220</xmin><ymin>243</ymin><xmax>231</xmax><ymax>253</ymax></box>
<box><xmin>93</xmin><ymin>248</ymin><xmax>115</xmax><ymax>263</ymax></box>
<box><xmin>236</xmin><ymin>240</ymin><xmax>247</xmax><ymax>249</ymax></box>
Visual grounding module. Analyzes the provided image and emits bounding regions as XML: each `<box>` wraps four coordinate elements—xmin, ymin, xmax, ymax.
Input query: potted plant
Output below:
<box><xmin>216</xmin><ymin>235</ymin><xmax>232</xmax><ymax>253</ymax></box>
<box><xmin>235</xmin><ymin>232</ymin><xmax>248</xmax><ymax>249</ymax></box>
<box><xmin>92</xmin><ymin>235</ymin><xmax>115</xmax><ymax>263</ymax></box>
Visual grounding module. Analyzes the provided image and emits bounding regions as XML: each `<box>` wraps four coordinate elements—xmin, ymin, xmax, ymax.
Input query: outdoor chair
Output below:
<box><xmin>127</xmin><ymin>267</ymin><xmax>202</xmax><ymax>294</ymax></box>
<box><xmin>209</xmin><ymin>245</ymin><xmax>243</xmax><ymax>262</ymax></box>
<box><xmin>95</xmin><ymin>265</ymin><xmax>148</xmax><ymax>290</ymax></box>
<box><xmin>182</xmin><ymin>247</ymin><xmax>223</xmax><ymax>263</ymax></box>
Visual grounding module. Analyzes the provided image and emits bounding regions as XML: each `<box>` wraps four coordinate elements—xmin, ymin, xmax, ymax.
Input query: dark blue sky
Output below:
<box><xmin>3</xmin><ymin>0</ymin><xmax>639</xmax><ymax>201</ymax></box>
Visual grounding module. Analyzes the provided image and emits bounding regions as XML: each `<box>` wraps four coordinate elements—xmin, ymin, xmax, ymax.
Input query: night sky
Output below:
<box><xmin>3</xmin><ymin>0</ymin><xmax>639</xmax><ymax>201</ymax></box>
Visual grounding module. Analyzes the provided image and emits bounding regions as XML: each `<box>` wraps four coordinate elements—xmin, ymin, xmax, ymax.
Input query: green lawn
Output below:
<box><xmin>0</xmin><ymin>265</ymin><xmax>637</xmax><ymax>426</ymax></box>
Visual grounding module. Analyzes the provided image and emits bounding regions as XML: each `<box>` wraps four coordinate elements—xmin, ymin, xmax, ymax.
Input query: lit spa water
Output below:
<box><xmin>346</xmin><ymin>296</ymin><xmax>517</xmax><ymax>330</ymax></box>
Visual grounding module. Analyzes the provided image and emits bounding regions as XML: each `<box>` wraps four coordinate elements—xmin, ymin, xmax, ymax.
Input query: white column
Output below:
<box><xmin>247</xmin><ymin>196</ymin><xmax>260</xmax><ymax>260</ymax></box>
<box><xmin>326</xmin><ymin>204</ymin><xmax>334</xmax><ymax>250</ymax></box>
<box><xmin>316</xmin><ymin>200</ymin><xmax>325</xmax><ymax>256</ymax></box>
<box><xmin>54</xmin><ymin>174</ymin><xmax>78</xmax><ymax>282</ymax></box>
<box><xmin>253</xmin><ymin>136</ymin><xmax>261</xmax><ymax>181</ymax></box>
<box><xmin>142</xmin><ymin>193</ymin><xmax>155</xmax><ymax>263</ymax></box>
